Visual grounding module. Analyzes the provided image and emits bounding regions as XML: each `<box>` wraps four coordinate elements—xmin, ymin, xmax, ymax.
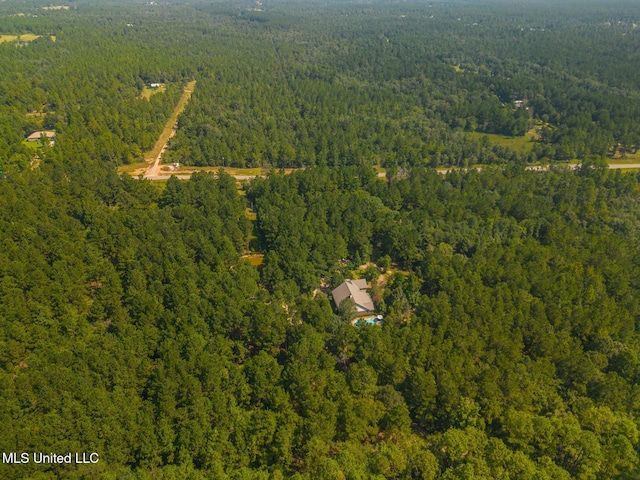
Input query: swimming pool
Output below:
<box><xmin>354</xmin><ymin>315</ymin><xmax>383</xmax><ymax>326</ymax></box>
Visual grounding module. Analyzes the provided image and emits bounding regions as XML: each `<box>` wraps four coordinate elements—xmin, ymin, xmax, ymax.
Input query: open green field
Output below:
<box><xmin>469</xmin><ymin>127</ymin><xmax>539</xmax><ymax>153</ymax></box>
<box><xmin>0</xmin><ymin>34</ymin><xmax>41</xmax><ymax>43</ymax></box>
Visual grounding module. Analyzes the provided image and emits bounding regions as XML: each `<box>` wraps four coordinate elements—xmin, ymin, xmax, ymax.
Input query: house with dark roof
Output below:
<box><xmin>331</xmin><ymin>279</ymin><xmax>374</xmax><ymax>313</ymax></box>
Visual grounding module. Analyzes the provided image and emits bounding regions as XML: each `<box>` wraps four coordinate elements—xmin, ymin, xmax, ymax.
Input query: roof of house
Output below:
<box><xmin>26</xmin><ymin>130</ymin><xmax>55</xmax><ymax>141</ymax></box>
<box><xmin>332</xmin><ymin>278</ymin><xmax>374</xmax><ymax>312</ymax></box>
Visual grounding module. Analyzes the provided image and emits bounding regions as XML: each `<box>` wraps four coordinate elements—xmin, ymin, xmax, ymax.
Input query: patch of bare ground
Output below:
<box><xmin>30</xmin><ymin>155</ymin><xmax>41</xmax><ymax>170</ymax></box>
<box><xmin>241</xmin><ymin>253</ymin><xmax>264</xmax><ymax>266</ymax></box>
<box><xmin>313</xmin><ymin>278</ymin><xmax>331</xmax><ymax>298</ymax></box>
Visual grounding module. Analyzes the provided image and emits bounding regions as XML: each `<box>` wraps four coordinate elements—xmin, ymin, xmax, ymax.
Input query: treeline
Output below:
<box><xmin>164</xmin><ymin>1</ymin><xmax>640</xmax><ymax>168</ymax></box>
<box><xmin>0</xmin><ymin>5</ymin><xmax>189</xmax><ymax>172</ymax></box>
<box><xmin>4</xmin><ymin>2</ymin><xmax>640</xmax><ymax>172</ymax></box>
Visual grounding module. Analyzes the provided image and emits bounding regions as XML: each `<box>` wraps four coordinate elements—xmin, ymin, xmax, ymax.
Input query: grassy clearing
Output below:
<box><xmin>117</xmin><ymin>162</ymin><xmax>148</xmax><ymax>175</ymax></box>
<box><xmin>138</xmin><ymin>84</ymin><xmax>166</xmax><ymax>100</ymax></box>
<box><xmin>469</xmin><ymin>127</ymin><xmax>539</xmax><ymax>153</ymax></box>
<box><xmin>42</xmin><ymin>5</ymin><xmax>69</xmax><ymax>10</ymax></box>
<box><xmin>0</xmin><ymin>34</ymin><xmax>42</xmax><ymax>44</ymax></box>
<box><xmin>145</xmin><ymin>80</ymin><xmax>196</xmax><ymax>163</ymax></box>
<box><xmin>242</xmin><ymin>254</ymin><xmax>264</xmax><ymax>266</ymax></box>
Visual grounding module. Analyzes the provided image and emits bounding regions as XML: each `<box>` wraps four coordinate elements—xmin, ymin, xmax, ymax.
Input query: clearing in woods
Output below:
<box><xmin>469</xmin><ymin>126</ymin><xmax>541</xmax><ymax>153</ymax></box>
<box><xmin>0</xmin><ymin>34</ymin><xmax>41</xmax><ymax>43</ymax></box>
<box><xmin>117</xmin><ymin>80</ymin><xmax>196</xmax><ymax>176</ymax></box>
<box><xmin>145</xmin><ymin>80</ymin><xmax>196</xmax><ymax>165</ymax></box>
<box><xmin>138</xmin><ymin>84</ymin><xmax>167</xmax><ymax>100</ymax></box>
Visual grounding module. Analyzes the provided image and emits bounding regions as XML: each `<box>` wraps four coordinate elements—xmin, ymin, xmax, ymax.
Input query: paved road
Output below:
<box><xmin>142</xmin><ymin>163</ymin><xmax>640</xmax><ymax>181</ymax></box>
<box><xmin>144</xmin><ymin>173</ymin><xmax>260</xmax><ymax>181</ymax></box>
<box><xmin>605</xmin><ymin>163</ymin><xmax>640</xmax><ymax>169</ymax></box>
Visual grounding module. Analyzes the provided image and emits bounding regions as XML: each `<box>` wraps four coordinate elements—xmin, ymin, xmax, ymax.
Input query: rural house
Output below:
<box><xmin>26</xmin><ymin>130</ymin><xmax>55</xmax><ymax>146</ymax></box>
<box><xmin>332</xmin><ymin>279</ymin><xmax>375</xmax><ymax>313</ymax></box>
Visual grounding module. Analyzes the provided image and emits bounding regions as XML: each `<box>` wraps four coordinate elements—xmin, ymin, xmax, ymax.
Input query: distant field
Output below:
<box><xmin>0</xmin><ymin>34</ymin><xmax>42</xmax><ymax>44</ymax></box>
<box><xmin>19</xmin><ymin>33</ymin><xmax>40</xmax><ymax>41</ymax></box>
<box><xmin>42</xmin><ymin>5</ymin><xmax>69</xmax><ymax>10</ymax></box>
<box><xmin>138</xmin><ymin>84</ymin><xmax>166</xmax><ymax>100</ymax></box>
<box><xmin>469</xmin><ymin>127</ymin><xmax>539</xmax><ymax>153</ymax></box>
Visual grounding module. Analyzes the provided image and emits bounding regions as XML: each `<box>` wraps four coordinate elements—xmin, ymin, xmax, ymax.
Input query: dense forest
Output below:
<box><xmin>1</xmin><ymin>0</ymin><xmax>640</xmax><ymax>479</ymax></box>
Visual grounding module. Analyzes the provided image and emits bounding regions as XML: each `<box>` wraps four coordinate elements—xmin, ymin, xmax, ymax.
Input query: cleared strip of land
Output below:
<box><xmin>144</xmin><ymin>80</ymin><xmax>196</xmax><ymax>177</ymax></box>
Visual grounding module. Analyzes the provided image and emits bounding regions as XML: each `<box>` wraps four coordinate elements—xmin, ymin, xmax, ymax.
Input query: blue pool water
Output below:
<box><xmin>355</xmin><ymin>315</ymin><xmax>383</xmax><ymax>326</ymax></box>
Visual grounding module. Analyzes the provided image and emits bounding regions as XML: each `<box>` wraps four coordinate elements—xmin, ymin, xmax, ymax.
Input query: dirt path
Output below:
<box><xmin>144</xmin><ymin>80</ymin><xmax>196</xmax><ymax>179</ymax></box>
